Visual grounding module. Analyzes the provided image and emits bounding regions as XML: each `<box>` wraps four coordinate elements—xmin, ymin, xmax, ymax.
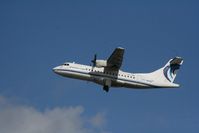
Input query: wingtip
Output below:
<box><xmin>117</xmin><ymin>47</ymin><xmax>124</xmax><ymax>50</ymax></box>
<box><xmin>175</xmin><ymin>56</ymin><xmax>183</xmax><ymax>60</ymax></box>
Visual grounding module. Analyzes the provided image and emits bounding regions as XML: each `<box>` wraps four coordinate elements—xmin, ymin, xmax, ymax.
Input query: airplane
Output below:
<box><xmin>53</xmin><ymin>47</ymin><xmax>183</xmax><ymax>92</ymax></box>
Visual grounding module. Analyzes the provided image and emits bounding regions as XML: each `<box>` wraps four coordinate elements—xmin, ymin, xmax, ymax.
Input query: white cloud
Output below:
<box><xmin>90</xmin><ymin>112</ymin><xmax>106</xmax><ymax>128</ymax></box>
<box><xmin>0</xmin><ymin>96</ymin><xmax>110</xmax><ymax>133</ymax></box>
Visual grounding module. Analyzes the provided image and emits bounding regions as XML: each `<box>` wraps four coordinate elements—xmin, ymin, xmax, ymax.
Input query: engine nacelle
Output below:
<box><xmin>95</xmin><ymin>60</ymin><xmax>107</xmax><ymax>67</ymax></box>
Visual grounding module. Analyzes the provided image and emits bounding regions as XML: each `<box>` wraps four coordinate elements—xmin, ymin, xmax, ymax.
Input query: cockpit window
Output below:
<box><xmin>63</xmin><ymin>63</ymin><xmax>69</xmax><ymax>66</ymax></box>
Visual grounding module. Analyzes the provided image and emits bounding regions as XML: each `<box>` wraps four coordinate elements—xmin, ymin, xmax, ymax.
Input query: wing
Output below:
<box><xmin>107</xmin><ymin>47</ymin><xmax>125</xmax><ymax>70</ymax></box>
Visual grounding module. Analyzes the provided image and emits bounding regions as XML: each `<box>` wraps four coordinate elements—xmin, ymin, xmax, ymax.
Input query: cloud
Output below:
<box><xmin>0</xmin><ymin>96</ymin><xmax>110</xmax><ymax>133</ymax></box>
<box><xmin>90</xmin><ymin>112</ymin><xmax>106</xmax><ymax>128</ymax></box>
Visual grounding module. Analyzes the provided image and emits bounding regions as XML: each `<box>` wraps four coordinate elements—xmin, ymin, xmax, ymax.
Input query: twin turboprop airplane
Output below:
<box><xmin>53</xmin><ymin>47</ymin><xmax>183</xmax><ymax>92</ymax></box>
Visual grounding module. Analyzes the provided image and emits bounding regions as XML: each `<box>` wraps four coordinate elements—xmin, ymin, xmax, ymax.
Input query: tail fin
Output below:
<box><xmin>163</xmin><ymin>57</ymin><xmax>183</xmax><ymax>83</ymax></box>
<box><xmin>149</xmin><ymin>57</ymin><xmax>183</xmax><ymax>87</ymax></box>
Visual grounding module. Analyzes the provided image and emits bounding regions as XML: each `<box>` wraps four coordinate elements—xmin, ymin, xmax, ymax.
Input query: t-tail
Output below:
<box><xmin>163</xmin><ymin>57</ymin><xmax>183</xmax><ymax>83</ymax></box>
<box><xmin>149</xmin><ymin>57</ymin><xmax>183</xmax><ymax>88</ymax></box>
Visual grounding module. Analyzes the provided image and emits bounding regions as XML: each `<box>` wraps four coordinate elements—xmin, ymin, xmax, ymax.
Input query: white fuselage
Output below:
<box><xmin>53</xmin><ymin>62</ymin><xmax>179</xmax><ymax>89</ymax></box>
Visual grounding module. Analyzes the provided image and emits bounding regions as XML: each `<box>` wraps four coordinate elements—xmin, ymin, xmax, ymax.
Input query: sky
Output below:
<box><xmin>0</xmin><ymin>0</ymin><xmax>199</xmax><ymax>133</ymax></box>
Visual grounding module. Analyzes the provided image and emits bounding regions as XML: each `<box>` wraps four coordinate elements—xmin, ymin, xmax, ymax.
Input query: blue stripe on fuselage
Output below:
<box><xmin>55</xmin><ymin>69</ymin><xmax>157</xmax><ymax>88</ymax></box>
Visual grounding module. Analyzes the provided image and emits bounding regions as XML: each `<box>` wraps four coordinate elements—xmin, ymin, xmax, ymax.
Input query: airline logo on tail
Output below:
<box><xmin>163</xmin><ymin>57</ymin><xmax>183</xmax><ymax>83</ymax></box>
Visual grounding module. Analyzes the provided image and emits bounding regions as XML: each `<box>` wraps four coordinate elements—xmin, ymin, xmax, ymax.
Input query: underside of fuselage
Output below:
<box><xmin>55</xmin><ymin>69</ymin><xmax>153</xmax><ymax>90</ymax></box>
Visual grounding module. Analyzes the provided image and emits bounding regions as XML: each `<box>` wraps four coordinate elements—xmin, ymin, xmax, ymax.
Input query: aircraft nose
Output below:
<box><xmin>52</xmin><ymin>66</ymin><xmax>59</xmax><ymax>73</ymax></box>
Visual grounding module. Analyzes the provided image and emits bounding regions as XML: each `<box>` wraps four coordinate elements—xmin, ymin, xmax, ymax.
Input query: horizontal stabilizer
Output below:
<box><xmin>170</xmin><ymin>57</ymin><xmax>183</xmax><ymax>66</ymax></box>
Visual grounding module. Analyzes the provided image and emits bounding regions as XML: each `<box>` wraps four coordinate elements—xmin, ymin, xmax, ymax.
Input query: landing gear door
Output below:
<box><xmin>103</xmin><ymin>79</ymin><xmax>111</xmax><ymax>87</ymax></box>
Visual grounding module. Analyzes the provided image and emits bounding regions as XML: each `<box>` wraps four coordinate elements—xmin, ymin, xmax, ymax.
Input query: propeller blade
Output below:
<box><xmin>94</xmin><ymin>54</ymin><xmax>97</xmax><ymax>61</ymax></box>
<box><xmin>91</xmin><ymin>54</ymin><xmax>97</xmax><ymax>66</ymax></box>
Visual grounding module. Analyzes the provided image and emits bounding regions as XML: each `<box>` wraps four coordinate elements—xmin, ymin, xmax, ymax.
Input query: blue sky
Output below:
<box><xmin>0</xmin><ymin>0</ymin><xmax>199</xmax><ymax>133</ymax></box>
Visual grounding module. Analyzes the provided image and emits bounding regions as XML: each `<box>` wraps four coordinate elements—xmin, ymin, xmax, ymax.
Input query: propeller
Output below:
<box><xmin>91</xmin><ymin>54</ymin><xmax>97</xmax><ymax>71</ymax></box>
<box><xmin>91</xmin><ymin>54</ymin><xmax>97</xmax><ymax>67</ymax></box>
